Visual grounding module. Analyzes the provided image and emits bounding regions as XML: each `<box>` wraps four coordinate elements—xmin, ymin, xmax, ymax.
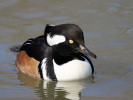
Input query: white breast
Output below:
<box><xmin>41</xmin><ymin>58</ymin><xmax>92</xmax><ymax>81</ymax></box>
<box><xmin>53</xmin><ymin>58</ymin><xmax>92</xmax><ymax>81</ymax></box>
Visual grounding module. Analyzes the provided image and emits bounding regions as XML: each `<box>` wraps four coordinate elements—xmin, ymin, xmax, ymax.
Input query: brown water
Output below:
<box><xmin>0</xmin><ymin>0</ymin><xmax>133</xmax><ymax>100</ymax></box>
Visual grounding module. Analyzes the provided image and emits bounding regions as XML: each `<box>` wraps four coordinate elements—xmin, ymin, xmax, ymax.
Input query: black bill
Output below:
<box><xmin>79</xmin><ymin>45</ymin><xmax>97</xmax><ymax>59</ymax></box>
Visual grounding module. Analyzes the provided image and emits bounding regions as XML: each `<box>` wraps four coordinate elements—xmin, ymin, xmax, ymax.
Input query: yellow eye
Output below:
<box><xmin>69</xmin><ymin>40</ymin><xmax>74</xmax><ymax>44</ymax></box>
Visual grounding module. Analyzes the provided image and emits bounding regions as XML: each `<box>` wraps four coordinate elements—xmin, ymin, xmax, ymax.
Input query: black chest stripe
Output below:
<box><xmin>38</xmin><ymin>62</ymin><xmax>44</xmax><ymax>79</ymax></box>
<box><xmin>83</xmin><ymin>56</ymin><xmax>94</xmax><ymax>74</ymax></box>
<box><xmin>45</xmin><ymin>58</ymin><xmax>57</xmax><ymax>81</ymax></box>
<box><xmin>88</xmin><ymin>59</ymin><xmax>94</xmax><ymax>74</ymax></box>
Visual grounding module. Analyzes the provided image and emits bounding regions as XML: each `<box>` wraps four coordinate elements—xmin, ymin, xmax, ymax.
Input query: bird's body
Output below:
<box><xmin>16</xmin><ymin>24</ymin><xmax>96</xmax><ymax>81</ymax></box>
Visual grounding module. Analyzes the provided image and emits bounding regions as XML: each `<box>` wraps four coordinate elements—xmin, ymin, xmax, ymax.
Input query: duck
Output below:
<box><xmin>15</xmin><ymin>24</ymin><xmax>97</xmax><ymax>81</ymax></box>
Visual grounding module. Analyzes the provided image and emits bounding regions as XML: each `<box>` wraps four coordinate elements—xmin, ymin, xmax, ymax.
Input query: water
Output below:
<box><xmin>0</xmin><ymin>0</ymin><xmax>133</xmax><ymax>100</ymax></box>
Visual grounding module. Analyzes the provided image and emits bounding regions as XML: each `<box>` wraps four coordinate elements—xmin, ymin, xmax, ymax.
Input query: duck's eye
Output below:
<box><xmin>69</xmin><ymin>40</ymin><xmax>74</xmax><ymax>44</ymax></box>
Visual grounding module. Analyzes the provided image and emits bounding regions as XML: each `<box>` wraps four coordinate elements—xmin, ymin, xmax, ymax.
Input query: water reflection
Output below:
<box><xmin>18</xmin><ymin>72</ymin><xmax>93</xmax><ymax>100</ymax></box>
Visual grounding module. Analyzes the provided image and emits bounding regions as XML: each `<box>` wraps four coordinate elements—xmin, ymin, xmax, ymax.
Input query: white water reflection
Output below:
<box><xmin>18</xmin><ymin>72</ymin><xmax>93</xmax><ymax>100</ymax></box>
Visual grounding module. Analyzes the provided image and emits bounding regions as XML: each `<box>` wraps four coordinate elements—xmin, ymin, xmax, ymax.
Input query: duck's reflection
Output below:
<box><xmin>18</xmin><ymin>72</ymin><xmax>94</xmax><ymax>100</ymax></box>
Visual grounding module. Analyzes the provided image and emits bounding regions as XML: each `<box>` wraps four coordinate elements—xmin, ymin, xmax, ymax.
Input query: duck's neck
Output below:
<box><xmin>53</xmin><ymin>51</ymin><xmax>86</xmax><ymax>65</ymax></box>
<box><xmin>53</xmin><ymin>54</ymin><xmax>74</xmax><ymax>65</ymax></box>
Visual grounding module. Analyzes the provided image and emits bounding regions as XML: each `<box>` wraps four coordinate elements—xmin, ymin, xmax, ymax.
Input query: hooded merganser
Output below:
<box><xmin>16</xmin><ymin>24</ymin><xmax>97</xmax><ymax>81</ymax></box>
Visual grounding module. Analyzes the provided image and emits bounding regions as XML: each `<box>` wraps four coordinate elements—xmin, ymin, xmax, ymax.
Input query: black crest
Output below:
<box><xmin>44</xmin><ymin>24</ymin><xmax>55</xmax><ymax>39</ymax></box>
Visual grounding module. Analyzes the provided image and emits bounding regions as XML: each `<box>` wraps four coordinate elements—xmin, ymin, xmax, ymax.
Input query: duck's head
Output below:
<box><xmin>44</xmin><ymin>24</ymin><xmax>97</xmax><ymax>59</ymax></box>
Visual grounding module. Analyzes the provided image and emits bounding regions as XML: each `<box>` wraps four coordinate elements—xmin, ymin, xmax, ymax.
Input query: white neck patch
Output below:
<box><xmin>47</xmin><ymin>34</ymin><xmax>66</xmax><ymax>46</ymax></box>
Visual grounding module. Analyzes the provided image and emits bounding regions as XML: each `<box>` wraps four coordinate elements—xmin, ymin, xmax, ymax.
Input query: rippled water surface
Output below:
<box><xmin>0</xmin><ymin>0</ymin><xmax>133</xmax><ymax>100</ymax></box>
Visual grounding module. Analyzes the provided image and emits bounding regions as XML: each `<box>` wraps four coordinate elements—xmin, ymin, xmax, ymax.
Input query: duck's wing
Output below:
<box><xmin>16</xmin><ymin>35</ymin><xmax>48</xmax><ymax>79</ymax></box>
<box><xmin>20</xmin><ymin>35</ymin><xmax>48</xmax><ymax>61</ymax></box>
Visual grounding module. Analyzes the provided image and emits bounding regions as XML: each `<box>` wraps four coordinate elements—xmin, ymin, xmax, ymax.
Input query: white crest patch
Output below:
<box><xmin>49</xmin><ymin>24</ymin><xmax>55</xmax><ymax>26</ymax></box>
<box><xmin>47</xmin><ymin>34</ymin><xmax>66</xmax><ymax>46</ymax></box>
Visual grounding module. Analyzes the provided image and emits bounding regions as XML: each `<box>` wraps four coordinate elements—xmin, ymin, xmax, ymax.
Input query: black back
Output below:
<box><xmin>20</xmin><ymin>35</ymin><xmax>47</xmax><ymax>61</ymax></box>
